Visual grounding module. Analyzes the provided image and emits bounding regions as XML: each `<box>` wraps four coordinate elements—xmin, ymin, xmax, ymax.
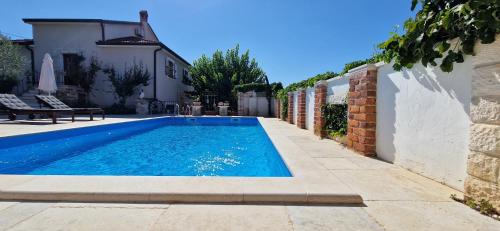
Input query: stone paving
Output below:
<box><xmin>0</xmin><ymin>117</ymin><xmax>498</xmax><ymax>230</ymax></box>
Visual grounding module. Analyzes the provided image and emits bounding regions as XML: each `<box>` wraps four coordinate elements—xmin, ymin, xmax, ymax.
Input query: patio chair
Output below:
<box><xmin>35</xmin><ymin>95</ymin><xmax>105</xmax><ymax>121</ymax></box>
<box><xmin>0</xmin><ymin>94</ymin><xmax>74</xmax><ymax>124</ymax></box>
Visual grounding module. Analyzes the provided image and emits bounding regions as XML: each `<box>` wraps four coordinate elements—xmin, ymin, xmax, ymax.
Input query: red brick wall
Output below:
<box><xmin>347</xmin><ymin>65</ymin><xmax>377</xmax><ymax>156</ymax></box>
<box><xmin>297</xmin><ymin>89</ymin><xmax>306</xmax><ymax>129</ymax></box>
<box><xmin>314</xmin><ymin>81</ymin><xmax>327</xmax><ymax>138</ymax></box>
<box><xmin>287</xmin><ymin>92</ymin><xmax>294</xmax><ymax>124</ymax></box>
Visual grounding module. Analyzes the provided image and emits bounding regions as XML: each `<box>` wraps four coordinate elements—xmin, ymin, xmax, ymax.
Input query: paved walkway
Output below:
<box><xmin>0</xmin><ymin>117</ymin><xmax>498</xmax><ymax>230</ymax></box>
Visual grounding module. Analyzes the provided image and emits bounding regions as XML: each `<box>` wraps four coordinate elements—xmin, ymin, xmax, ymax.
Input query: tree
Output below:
<box><xmin>379</xmin><ymin>0</ymin><xmax>499</xmax><ymax>72</ymax></box>
<box><xmin>103</xmin><ymin>63</ymin><xmax>150</xmax><ymax>107</ymax></box>
<box><xmin>189</xmin><ymin>44</ymin><xmax>266</xmax><ymax>106</ymax></box>
<box><xmin>0</xmin><ymin>35</ymin><xmax>24</xmax><ymax>93</ymax></box>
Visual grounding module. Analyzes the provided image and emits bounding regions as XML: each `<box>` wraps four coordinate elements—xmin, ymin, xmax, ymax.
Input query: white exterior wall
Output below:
<box><xmin>104</xmin><ymin>23</ymin><xmax>138</xmax><ymax>40</ymax></box>
<box><xmin>32</xmin><ymin>23</ymin><xmax>101</xmax><ymax>80</ymax></box>
<box><xmin>293</xmin><ymin>91</ymin><xmax>298</xmax><ymax>125</ymax></box>
<box><xmin>326</xmin><ymin>76</ymin><xmax>349</xmax><ymax>104</ymax></box>
<box><xmin>296</xmin><ymin>76</ymin><xmax>349</xmax><ymax>133</ymax></box>
<box><xmin>237</xmin><ymin>91</ymin><xmax>269</xmax><ymax>116</ymax></box>
<box><xmin>92</xmin><ymin>46</ymin><xmax>156</xmax><ymax>107</ymax></box>
<box><xmin>305</xmin><ymin>87</ymin><xmax>315</xmax><ymax>131</ymax></box>
<box><xmin>155</xmin><ymin>51</ymin><xmax>190</xmax><ymax>103</ymax></box>
<box><xmin>376</xmin><ymin>60</ymin><xmax>472</xmax><ymax>190</ymax></box>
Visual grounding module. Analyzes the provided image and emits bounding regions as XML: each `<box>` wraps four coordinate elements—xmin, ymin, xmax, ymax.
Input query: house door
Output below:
<box><xmin>63</xmin><ymin>54</ymin><xmax>80</xmax><ymax>85</ymax></box>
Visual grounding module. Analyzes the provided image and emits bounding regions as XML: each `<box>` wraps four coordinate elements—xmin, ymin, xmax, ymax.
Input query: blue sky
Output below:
<box><xmin>0</xmin><ymin>0</ymin><xmax>415</xmax><ymax>85</ymax></box>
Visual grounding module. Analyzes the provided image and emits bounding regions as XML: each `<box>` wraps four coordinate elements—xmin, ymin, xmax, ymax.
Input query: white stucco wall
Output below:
<box><xmin>326</xmin><ymin>75</ymin><xmax>349</xmax><ymax>104</ymax></box>
<box><xmin>32</xmin><ymin>23</ymin><xmax>101</xmax><ymax>80</ymax></box>
<box><xmin>305</xmin><ymin>87</ymin><xmax>315</xmax><ymax>131</ymax></box>
<box><xmin>376</xmin><ymin>60</ymin><xmax>472</xmax><ymax>190</ymax></box>
<box><xmin>104</xmin><ymin>23</ymin><xmax>138</xmax><ymax>40</ymax></box>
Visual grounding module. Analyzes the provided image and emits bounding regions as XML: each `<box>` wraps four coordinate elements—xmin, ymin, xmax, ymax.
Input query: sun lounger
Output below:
<box><xmin>35</xmin><ymin>95</ymin><xmax>105</xmax><ymax>120</ymax></box>
<box><xmin>0</xmin><ymin>94</ymin><xmax>74</xmax><ymax>124</ymax></box>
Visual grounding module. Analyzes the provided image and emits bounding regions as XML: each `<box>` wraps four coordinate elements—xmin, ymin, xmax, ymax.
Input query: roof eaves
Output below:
<box><xmin>23</xmin><ymin>18</ymin><xmax>139</xmax><ymax>25</ymax></box>
<box><xmin>159</xmin><ymin>42</ymin><xmax>191</xmax><ymax>66</ymax></box>
<box><xmin>11</xmin><ymin>39</ymin><xmax>34</xmax><ymax>45</ymax></box>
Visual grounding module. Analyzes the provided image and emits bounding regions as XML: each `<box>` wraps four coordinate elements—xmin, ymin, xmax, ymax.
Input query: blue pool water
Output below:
<box><xmin>0</xmin><ymin>117</ymin><xmax>291</xmax><ymax>177</ymax></box>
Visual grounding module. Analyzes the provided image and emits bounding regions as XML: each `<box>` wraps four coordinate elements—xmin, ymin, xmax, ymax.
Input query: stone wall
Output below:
<box><xmin>465</xmin><ymin>37</ymin><xmax>500</xmax><ymax>209</ymax></box>
<box><xmin>297</xmin><ymin>89</ymin><xmax>306</xmax><ymax>129</ymax></box>
<box><xmin>347</xmin><ymin>64</ymin><xmax>377</xmax><ymax>156</ymax></box>
<box><xmin>287</xmin><ymin>92</ymin><xmax>294</xmax><ymax>124</ymax></box>
<box><xmin>314</xmin><ymin>80</ymin><xmax>327</xmax><ymax>138</ymax></box>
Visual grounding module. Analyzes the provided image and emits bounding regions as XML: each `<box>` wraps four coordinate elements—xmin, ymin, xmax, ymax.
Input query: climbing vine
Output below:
<box><xmin>322</xmin><ymin>103</ymin><xmax>348</xmax><ymax>137</ymax></box>
<box><xmin>379</xmin><ymin>0</ymin><xmax>499</xmax><ymax>72</ymax></box>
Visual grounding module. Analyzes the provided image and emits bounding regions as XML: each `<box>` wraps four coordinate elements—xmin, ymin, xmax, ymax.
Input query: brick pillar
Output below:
<box><xmin>297</xmin><ymin>89</ymin><xmax>306</xmax><ymax>129</ymax></box>
<box><xmin>465</xmin><ymin>37</ymin><xmax>500</xmax><ymax>210</ymax></box>
<box><xmin>347</xmin><ymin>64</ymin><xmax>377</xmax><ymax>156</ymax></box>
<box><xmin>287</xmin><ymin>92</ymin><xmax>294</xmax><ymax>124</ymax></box>
<box><xmin>314</xmin><ymin>80</ymin><xmax>327</xmax><ymax>138</ymax></box>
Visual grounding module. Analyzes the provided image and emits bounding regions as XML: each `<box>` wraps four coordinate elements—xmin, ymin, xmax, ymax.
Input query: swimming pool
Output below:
<box><xmin>0</xmin><ymin>117</ymin><xmax>291</xmax><ymax>177</ymax></box>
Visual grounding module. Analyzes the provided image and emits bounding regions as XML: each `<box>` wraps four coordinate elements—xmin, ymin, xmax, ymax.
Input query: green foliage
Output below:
<box><xmin>0</xmin><ymin>35</ymin><xmax>25</xmax><ymax>93</ymax></box>
<box><xmin>339</xmin><ymin>55</ymin><xmax>384</xmax><ymax>75</ymax></box>
<box><xmin>464</xmin><ymin>197</ymin><xmax>497</xmax><ymax>216</ymax></box>
<box><xmin>233</xmin><ymin>82</ymin><xmax>269</xmax><ymax>93</ymax></box>
<box><xmin>277</xmin><ymin>55</ymin><xmax>384</xmax><ymax>100</ymax></box>
<box><xmin>321</xmin><ymin>103</ymin><xmax>348</xmax><ymax>136</ymax></box>
<box><xmin>280</xmin><ymin>96</ymin><xmax>288</xmax><ymax>120</ymax></box>
<box><xmin>270</xmin><ymin>82</ymin><xmax>283</xmax><ymax>97</ymax></box>
<box><xmin>379</xmin><ymin>0</ymin><xmax>499</xmax><ymax>72</ymax></box>
<box><xmin>233</xmin><ymin>81</ymin><xmax>282</xmax><ymax>95</ymax></box>
<box><xmin>277</xmin><ymin>72</ymin><xmax>338</xmax><ymax>101</ymax></box>
<box><xmin>65</xmin><ymin>54</ymin><xmax>101</xmax><ymax>93</ymax></box>
<box><xmin>103</xmin><ymin>63</ymin><xmax>150</xmax><ymax>106</ymax></box>
<box><xmin>189</xmin><ymin>44</ymin><xmax>266</xmax><ymax>105</ymax></box>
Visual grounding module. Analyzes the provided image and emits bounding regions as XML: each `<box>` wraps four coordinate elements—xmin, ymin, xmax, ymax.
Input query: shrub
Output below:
<box><xmin>322</xmin><ymin>103</ymin><xmax>348</xmax><ymax>136</ymax></box>
<box><xmin>103</xmin><ymin>63</ymin><xmax>150</xmax><ymax>106</ymax></box>
<box><xmin>233</xmin><ymin>83</ymin><xmax>269</xmax><ymax>93</ymax></box>
<box><xmin>379</xmin><ymin>0</ymin><xmax>499</xmax><ymax>72</ymax></box>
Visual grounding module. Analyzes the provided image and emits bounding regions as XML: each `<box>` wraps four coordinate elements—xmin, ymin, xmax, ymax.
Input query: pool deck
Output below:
<box><xmin>0</xmin><ymin>116</ymin><xmax>497</xmax><ymax>230</ymax></box>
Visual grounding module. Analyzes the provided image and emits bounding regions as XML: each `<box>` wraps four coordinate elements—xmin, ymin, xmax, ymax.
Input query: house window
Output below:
<box><xmin>165</xmin><ymin>59</ymin><xmax>176</xmax><ymax>79</ymax></box>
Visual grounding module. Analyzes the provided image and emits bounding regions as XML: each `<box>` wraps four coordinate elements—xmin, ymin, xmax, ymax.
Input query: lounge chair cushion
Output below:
<box><xmin>35</xmin><ymin>95</ymin><xmax>72</xmax><ymax>110</ymax></box>
<box><xmin>0</xmin><ymin>94</ymin><xmax>33</xmax><ymax>110</ymax></box>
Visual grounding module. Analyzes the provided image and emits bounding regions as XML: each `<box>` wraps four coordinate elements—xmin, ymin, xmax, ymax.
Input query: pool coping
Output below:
<box><xmin>0</xmin><ymin>117</ymin><xmax>362</xmax><ymax>205</ymax></box>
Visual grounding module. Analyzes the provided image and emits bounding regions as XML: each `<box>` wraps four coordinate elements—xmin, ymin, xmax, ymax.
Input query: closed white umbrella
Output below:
<box><xmin>38</xmin><ymin>53</ymin><xmax>57</xmax><ymax>95</ymax></box>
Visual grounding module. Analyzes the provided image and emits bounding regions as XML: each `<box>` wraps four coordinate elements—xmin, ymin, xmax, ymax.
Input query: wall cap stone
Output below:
<box><xmin>348</xmin><ymin>63</ymin><xmax>380</xmax><ymax>73</ymax></box>
<box><xmin>315</xmin><ymin>80</ymin><xmax>327</xmax><ymax>87</ymax></box>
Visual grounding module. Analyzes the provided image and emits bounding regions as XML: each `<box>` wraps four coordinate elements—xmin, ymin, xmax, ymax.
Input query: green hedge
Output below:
<box><xmin>233</xmin><ymin>83</ymin><xmax>270</xmax><ymax>93</ymax></box>
<box><xmin>277</xmin><ymin>57</ymin><xmax>383</xmax><ymax>102</ymax></box>
<box><xmin>322</xmin><ymin>103</ymin><xmax>348</xmax><ymax>137</ymax></box>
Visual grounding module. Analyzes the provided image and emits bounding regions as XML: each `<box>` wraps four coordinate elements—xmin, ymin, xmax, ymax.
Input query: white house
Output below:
<box><xmin>14</xmin><ymin>10</ymin><xmax>192</xmax><ymax>107</ymax></box>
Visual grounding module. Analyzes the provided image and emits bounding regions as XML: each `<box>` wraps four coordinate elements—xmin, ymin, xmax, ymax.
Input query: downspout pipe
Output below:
<box><xmin>100</xmin><ymin>21</ymin><xmax>105</xmax><ymax>41</ymax></box>
<box><xmin>25</xmin><ymin>46</ymin><xmax>35</xmax><ymax>86</ymax></box>
<box><xmin>153</xmin><ymin>47</ymin><xmax>162</xmax><ymax>100</ymax></box>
